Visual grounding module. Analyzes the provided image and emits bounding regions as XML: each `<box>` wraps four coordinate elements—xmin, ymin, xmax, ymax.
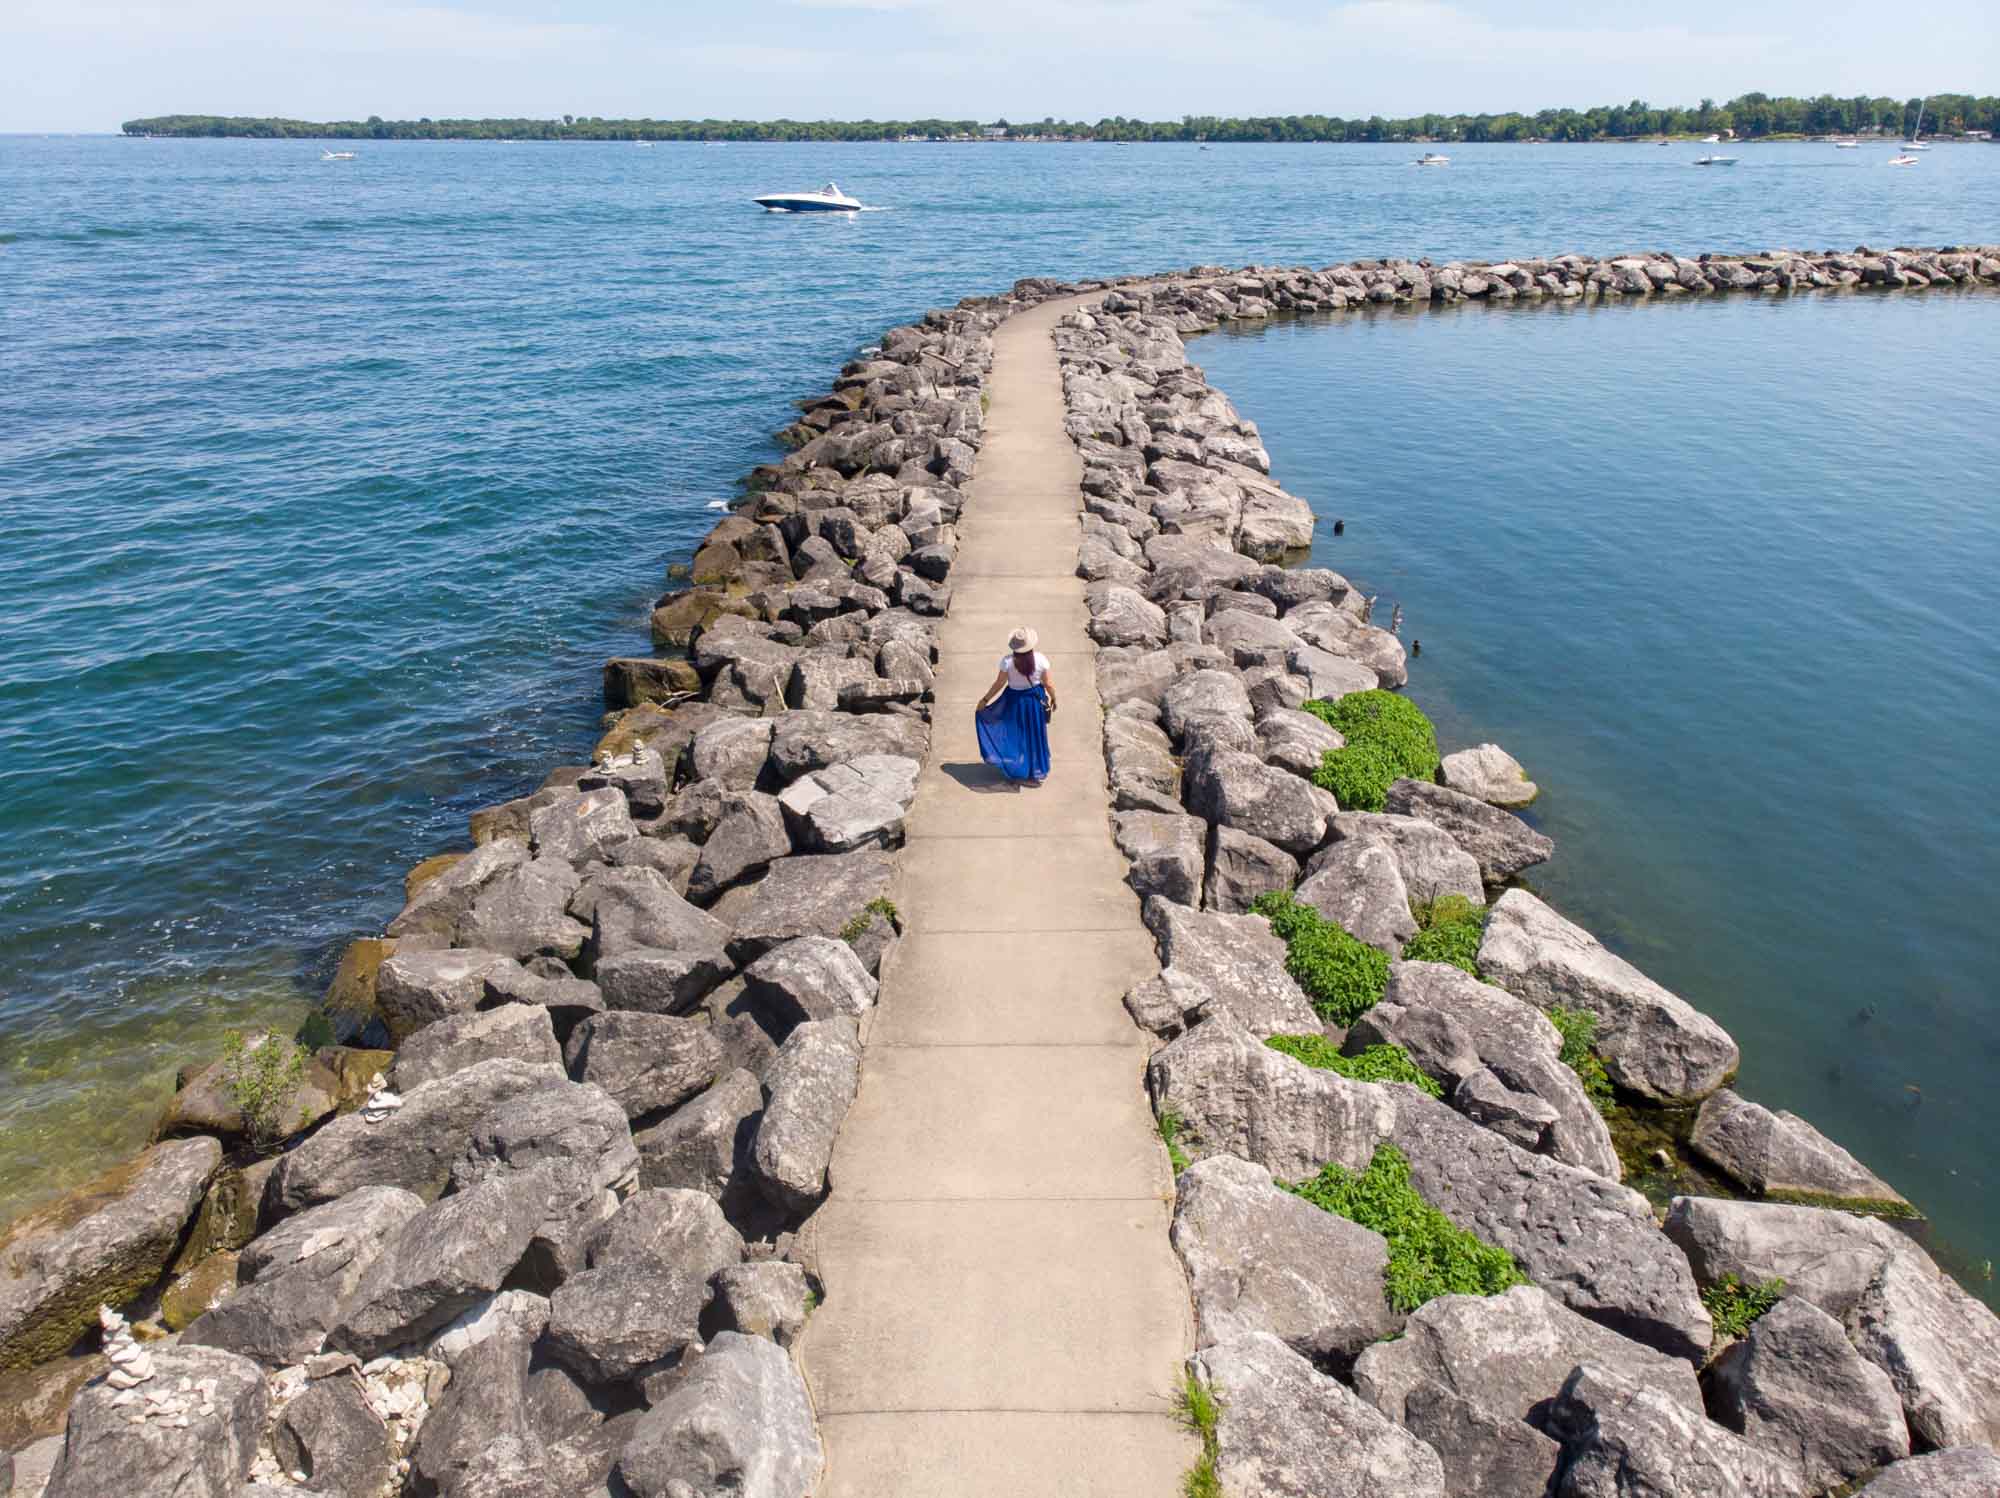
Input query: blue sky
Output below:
<box><xmin>2</xmin><ymin>0</ymin><xmax>1991</xmax><ymax>132</ymax></box>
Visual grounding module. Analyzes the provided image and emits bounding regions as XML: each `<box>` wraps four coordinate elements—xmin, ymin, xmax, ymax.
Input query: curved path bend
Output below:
<box><xmin>797</xmin><ymin>296</ymin><xmax>1197</xmax><ymax>1495</ymax></box>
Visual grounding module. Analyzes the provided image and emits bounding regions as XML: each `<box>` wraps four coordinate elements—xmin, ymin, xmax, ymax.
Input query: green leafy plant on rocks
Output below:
<box><xmin>1158</xmin><ymin>1110</ymin><xmax>1193</xmax><ymax>1174</ymax></box>
<box><xmin>1176</xmin><ymin>1367</ymin><xmax>1222</xmax><ymax>1498</ymax></box>
<box><xmin>1265</xmin><ymin>1035</ymin><xmax>1443</xmax><ymax>1098</ymax></box>
<box><xmin>1546</xmin><ymin>1006</ymin><xmax>1617</xmax><ymax>1117</ymax></box>
<box><xmin>221</xmin><ymin>1029</ymin><xmax>311</xmax><ymax>1151</ymax></box>
<box><xmin>1702</xmin><ymin>1273</ymin><xmax>1785</xmax><ymax>1339</ymax></box>
<box><xmin>1250</xmin><ymin>890</ymin><xmax>1389</xmax><ymax>1024</ymax></box>
<box><xmin>1303</xmin><ymin>690</ymin><xmax>1440</xmax><ymax>813</ymax></box>
<box><xmin>1401</xmin><ymin>896</ymin><xmax>1489</xmax><ymax>975</ymax></box>
<box><xmin>838</xmin><ymin>896</ymin><xmax>900</xmax><ymax>945</ymax></box>
<box><xmin>1287</xmin><ymin>1144</ymin><xmax>1529</xmax><ymax>1313</ymax></box>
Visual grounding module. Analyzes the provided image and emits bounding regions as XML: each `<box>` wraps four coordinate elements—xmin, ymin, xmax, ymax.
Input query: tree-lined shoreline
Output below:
<box><xmin>122</xmin><ymin>91</ymin><xmax>2000</xmax><ymax>144</ymax></box>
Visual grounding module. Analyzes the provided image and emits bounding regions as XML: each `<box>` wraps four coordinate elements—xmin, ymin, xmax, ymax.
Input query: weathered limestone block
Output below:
<box><xmin>1112</xmin><ymin>810</ymin><xmax>1208</xmax><ymax>907</ymax></box>
<box><xmin>1861</xmin><ymin>1447</ymin><xmax>2000</xmax><ymax>1497</ymax></box>
<box><xmin>1295</xmin><ymin>838</ymin><xmax>1416</xmax><ymax>956</ymax></box>
<box><xmin>724</xmin><ymin>849</ymin><xmax>895</xmax><ymax>965</ymax></box>
<box><xmin>1254</xmin><ymin>705</ymin><xmax>1343</xmax><ymax>779</ymax></box>
<box><xmin>1203</xmin><ymin>825</ymin><xmax>1298</xmax><ymax>915</ymax></box>
<box><xmin>1689</xmin><ymin>1089</ymin><xmax>1910</xmax><ymax>1210</ymax></box>
<box><xmin>709</xmin><ymin>1261</ymin><xmax>812</xmax><ymax>1347</ymax></box>
<box><xmin>1440</xmin><ymin>743</ymin><xmax>1538</xmax><ymax>807</ymax></box>
<box><xmin>1385</xmin><ymin>778</ymin><xmax>1551</xmax><ymax>883</ymax></box>
<box><xmin>530</xmin><ymin>788</ymin><xmax>638</xmax><ymax>866</ymax></box>
<box><xmin>1193</xmin><ymin>1333</ymin><xmax>1446</xmax><ymax>1498</ymax></box>
<box><xmin>387</xmin><ymin>839</ymin><xmax>528</xmax><ymax>941</ymax></box>
<box><xmin>1143</xmin><ymin>899</ymin><xmax>1319</xmax><ymax>1036</ymax></box>
<box><xmin>617</xmin><ymin>1332</ymin><xmax>822</xmax><ymax>1498</ymax></box>
<box><xmin>42</xmin><ymin>1344</ymin><xmax>267</xmax><ymax>1498</ymax></box>
<box><xmin>392</xmin><ymin>1003</ymin><xmax>563</xmax><ymax>1091</ymax></box>
<box><xmin>749</xmin><ymin>1019</ymin><xmax>861</xmax><ymax>1215</ymax></box>
<box><xmin>563</xmin><ymin>1012</ymin><xmax>724</xmax><ymax>1123</ymax></box>
<box><xmin>741</xmin><ymin>935</ymin><xmax>878</xmax><ymax>1032</ymax></box>
<box><xmin>1147</xmin><ymin>1017</ymin><xmax>1393</xmax><ymax>1181</ymax></box>
<box><xmin>1172</xmin><ymin>1156</ymin><xmax>1399</xmax><ymax>1371</ymax></box>
<box><xmin>634</xmin><ymin>1070</ymin><xmax>764</xmax><ymax>1201</ymax></box>
<box><xmin>375</xmin><ymin>948</ymin><xmax>521</xmax><ymax>1043</ymax></box>
<box><xmin>1545</xmin><ymin>1361</ymin><xmax>1802</xmax><ymax>1498</ymax></box>
<box><xmin>0</xmin><ymin>1137</ymin><xmax>220</xmax><ymax>1369</ymax></box>
<box><xmin>1319</xmin><ymin>812</ymin><xmax>1483</xmax><ymax>906</ymax></box>
<box><xmin>1660</xmin><ymin>1197</ymin><xmax>1912</xmax><ymax>1318</ymax></box>
<box><xmin>1477</xmin><ymin>889</ymin><xmax>1738</xmax><ymax>1105</ymax></box>
<box><xmin>1183</xmin><ymin>748</ymin><xmax>1328</xmax><ymax>855</ymax></box>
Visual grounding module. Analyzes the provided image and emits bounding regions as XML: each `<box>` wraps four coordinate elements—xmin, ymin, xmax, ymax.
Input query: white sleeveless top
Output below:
<box><xmin>1000</xmin><ymin>651</ymin><xmax>1050</xmax><ymax>689</ymax></box>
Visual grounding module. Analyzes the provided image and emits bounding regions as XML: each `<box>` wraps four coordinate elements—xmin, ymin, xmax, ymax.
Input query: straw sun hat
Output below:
<box><xmin>1007</xmin><ymin>627</ymin><xmax>1039</xmax><ymax>652</ymax></box>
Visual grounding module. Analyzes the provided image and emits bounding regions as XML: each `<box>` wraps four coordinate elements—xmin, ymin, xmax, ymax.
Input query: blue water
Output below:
<box><xmin>1195</xmin><ymin>291</ymin><xmax>2000</xmax><ymax>1279</ymax></box>
<box><xmin>2</xmin><ymin>137</ymin><xmax>1997</xmax><ymax>1232</ymax></box>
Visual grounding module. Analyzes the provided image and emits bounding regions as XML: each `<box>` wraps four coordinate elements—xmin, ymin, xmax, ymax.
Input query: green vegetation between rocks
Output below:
<box><xmin>1304</xmin><ymin>690</ymin><xmax>1440</xmax><ymax>813</ymax></box>
<box><xmin>1265</xmin><ymin>1035</ymin><xmax>1443</xmax><ymax>1098</ymax></box>
<box><xmin>1546</xmin><ymin>1007</ymin><xmax>1618</xmax><ymax>1118</ymax></box>
<box><xmin>1763</xmin><ymin>1188</ymin><xmax>1921</xmax><ymax>1221</ymax></box>
<box><xmin>221</xmin><ymin>1029</ymin><xmax>311</xmax><ymax>1150</ymax></box>
<box><xmin>1288</xmin><ymin>1144</ymin><xmax>1529</xmax><ymax>1313</ymax></box>
<box><xmin>838</xmin><ymin>896</ymin><xmax>899</xmax><ymax>945</ymax></box>
<box><xmin>1157</xmin><ymin>1110</ymin><xmax>1193</xmax><ymax>1174</ymax></box>
<box><xmin>1176</xmin><ymin>1368</ymin><xmax>1222</xmax><ymax>1498</ymax></box>
<box><xmin>1401</xmin><ymin>895</ymin><xmax>1488</xmax><ymax>975</ymax></box>
<box><xmin>1702</xmin><ymin>1273</ymin><xmax>1786</xmax><ymax>1339</ymax></box>
<box><xmin>1250</xmin><ymin>891</ymin><xmax>1389</xmax><ymax>1024</ymax></box>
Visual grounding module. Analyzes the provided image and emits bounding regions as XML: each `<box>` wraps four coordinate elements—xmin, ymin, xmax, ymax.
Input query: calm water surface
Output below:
<box><xmin>2</xmin><ymin>136</ymin><xmax>1997</xmax><ymax>1237</ymax></box>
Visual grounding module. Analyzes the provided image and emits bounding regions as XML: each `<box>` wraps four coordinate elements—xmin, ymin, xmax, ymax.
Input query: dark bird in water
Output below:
<box><xmin>1851</xmin><ymin>1004</ymin><xmax>1878</xmax><ymax>1027</ymax></box>
<box><xmin>1333</xmin><ymin>519</ymin><xmax>1345</xmax><ymax>536</ymax></box>
<box><xmin>1411</xmin><ymin>639</ymin><xmax>1422</xmax><ymax>657</ymax></box>
<box><xmin>1390</xmin><ymin>603</ymin><xmax>1404</xmax><ymax>636</ymax></box>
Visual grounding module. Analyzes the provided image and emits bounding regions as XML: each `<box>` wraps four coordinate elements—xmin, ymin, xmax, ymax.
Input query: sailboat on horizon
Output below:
<box><xmin>1903</xmin><ymin>98</ymin><xmax>1932</xmax><ymax>151</ymax></box>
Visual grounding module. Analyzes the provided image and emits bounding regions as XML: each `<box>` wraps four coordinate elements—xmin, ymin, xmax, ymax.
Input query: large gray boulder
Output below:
<box><xmin>1295</xmin><ymin>838</ymin><xmax>1416</xmax><ymax>956</ymax></box>
<box><xmin>1689</xmin><ymin>1090</ymin><xmax>1910</xmax><ymax>1210</ymax></box>
<box><xmin>741</xmin><ymin>935</ymin><xmax>878</xmax><ymax>1032</ymax></box>
<box><xmin>1439</xmin><ymin>743</ymin><xmax>1538</xmax><ymax>807</ymax></box>
<box><xmin>328</xmin><ymin>1170</ymin><xmax>547</xmax><ymax>1358</ymax></box>
<box><xmin>635</xmin><ymin>1070</ymin><xmax>765</xmax><ymax>1202</ymax></box>
<box><xmin>1286</xmin><ymin>644</ymin><xmax>1378</xmax><ymax>702</ymax></box>
<box><xmin>183</xmin><ymin>1185</ymin><xmax>425</xmax><ymax>1364</ymax></box>
<box><xmin>618</xmin><ymin>1331</ymin><xmax>822</xmax><ymax>1498</ymax></box>
<box><xmin>1204</xmin><ymin>825</ymin><xmax>1298</xmax><ymax>915</ymax></box>
<box><xmin>452</xmin><ymin>1076</ymin><xmax>640</xmax><ymax>1199</ymax></box>
<box><xmin>563</xmin><ymin>1012</ymin><xmax>725</xmax><ymax>1122</ymax></box>
<box><xmin>1286</xmin><ymin>602</ymin><xmax>1408</xmax><ymax>687</ymax></box>
<box><xmin>42</xmin><ymin>1344</ymin><xmax>267</xmax><ymax>1498</ymax></box>
<box><xmin>1143</xmin><ymin>899</ymin><xmax>1320</xmax><ymax>1037</ymax></box>
<box><xmin>1385</xmin><ymin>1089</ymin><xmax>1709</xmax><ymax>1360</ymax></box>
<box><xmin>272</xmin><ymin>1057</ymin><xmax>562</xmax><ymax>1211</ymax></box>
<box><xmin>1255</xmin><ymin>706</ymin><xmax>1343</xmax><ymax>779</ymax></box>
<box><xmin>595</xmin><ymin>944</ymin><xmax>735</xmax><ymax>1017</ymax></box>
<box><xmin>1193</xmin><ymin>1332</ymin><xmax>1447</xmax><ymax>1498</ymax></box>
<box><xmin>724</xmin><ymin>849</ymin><xmax>895</xmax><ymax>965</ymax></box>
<box><xmin>545</xmin><ymin>1190</ymin><xmax>742</xmax><ymax>1385</ymax></box>
<box><xmin>0</xmin><ymin>1136</ymin><xmax>219</xmax><ymax>1370</ymax></box>
<box><xmin>1861</xmin><ymin>1447</ymin><xmax>2000</xmax><ymax>1497</ymax></box>
<box><xmin>268</xmin><ymin>1371</ymin><xmax>396</xmax><ymax>1498</ymax></box>
<box><xmin>1112</xmin><ymin>811</ymin><xmax>1207</xmax><ymax>907</ymax></box>
<box><xmin>749</xmin><ymin>1019</ymin><xmax>861</xmax><ymax>1215</ymax></box>
<box><xmin>1319</xmin><ymin>812</ymin><xmax>1483</xmax><ymax>905</ymax></box>
<box><xmin>1710</xmin><ymin>1296</ymin><xmax>1908</xmax><ymax>1492</ymax></box>
<box><xmin>375</xmin><ymin>948</ymin><xmax>521</xmax><ymax>1043</ymax></box>
<box><xmin>388</xmin><ymin>839</ymin><xmax>528</xmax><ymax>941</ymax></box>
<box><xmin>1353</xmin><ymin>1286</ymin><xmax>1702</xmax><ymax>1498</ymax></box>
<box><xmin>709</xmin><ymin>1262</ymin><xmax>812</xmax><ymax>1348</ymax></box>
<box><xmin>1847</xmin><ymin>1245</ymin><xmax>2000</xmax><ymax>1450</ymax></box>
<box><xmin>1160</xmin><ymin>669</ymin><xmax>1255</xmax><ymax>745</ymax></box>
<box><xmin>688</xmin><ymin>716</ymin><xmax>776</xmax><ymax>790</ymax></box>
<box><xmin>1183</xmin><ymin>749</ymin><xmax>1328</xmax><ymax>855</ymax></box>
<box><xmin>765</xmin><ymin>709</ymin><xmax>927</xmax><ymax>782</ymax></box>
<box><xmin>686</xmin><ymin>792</ymin><xmax>794</xmax><ymax>904</ymax></box>
<box><xmin>577</xmin><ymin>866</ymin><xmax>733</xmax><ymax>974</ymax></box>
<box><xmin>1203</xmin><ymin>608</ymin><xmax>1303</xmax><ymax>668</ymax></box>
<box><xmin>1477</xmin><ymin>889</ymin><xmax>1739</xmax><ymax>1105</ymax></box>
<box><xmin>1356</xmin><ymin>961</ymin><xmax>1619</xmax><ymax>1179</ymax></box>
<box><xmin>458</xmin><ymin>857</ymin><xmax>589</xmax><ymax>961</ymax></box>
<box><xmin>408</xmin><ymin>1295</ymin><xmax>556</xmax><ymax>1498</ymax></box>
<box><xmin>1147</xmin><ymin>1018</ymin><xmax>1394</xmax><ymax>1181</ymax></box>
<box><xmin>1085</xmin><ymin>582</ymin><xmax>1169</xmax><ymax>647</ymax></box>
<box><xmin>1384</xmin><ymin>779</ymin><xmax>1550</xmax><ymax>882</ymax></box>
<box><xmin>1661</xmin><ymin>1197</ymin><xmax>1913</xmax><ymax>1318</ymax></box>
<box><xmin>1546</xmin><ymin>1361</ymin><xmax>1803</xmax><ymax>1498</ymax></box>
<box><xmin>393</xmin><ymin>1003</ymin><xmax>563</xmax><ymax>1091</ymax></box>
<box><xmin>531</xmin><ymin>788</ymin><xmax>638</xmax><ymax>866</ymax></box>
<box><xmin>1172</xmin><ymin>1155</ymin><xmax>1399</xmax><ymax>1372</ymax></box>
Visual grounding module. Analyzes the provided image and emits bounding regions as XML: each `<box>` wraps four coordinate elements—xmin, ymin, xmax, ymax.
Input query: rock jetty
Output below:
<box><xmin>4</xmin><ymin>244</ymin><xmax>1998</xmax><ymax>1495</ymax></box>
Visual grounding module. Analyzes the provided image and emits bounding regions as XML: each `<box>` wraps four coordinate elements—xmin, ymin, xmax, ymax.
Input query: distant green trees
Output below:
<box><xmin>122</xmin><ymin>92</ymin><xmax>2000</xmax><ymax>144</ymax></box>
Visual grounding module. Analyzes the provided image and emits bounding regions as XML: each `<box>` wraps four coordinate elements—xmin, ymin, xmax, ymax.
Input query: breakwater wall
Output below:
<box><xmin>1040</xmin><ymin>255</ymin><xmax>2000</xmax><ymax>1497</ymax></box>
<box><xmin>1</xmin><ymin>244</ymin><xmax>1998</xmax><ymax>1498</ymax></box>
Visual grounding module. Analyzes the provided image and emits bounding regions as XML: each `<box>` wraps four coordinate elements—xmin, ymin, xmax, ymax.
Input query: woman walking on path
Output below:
<box><xmin>974</xmin><ymin>627</ymin><xmax>1057</xmax><ymax>785</ymax></box>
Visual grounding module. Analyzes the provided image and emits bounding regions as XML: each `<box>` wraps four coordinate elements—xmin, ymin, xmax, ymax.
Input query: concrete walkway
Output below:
<box><xmin>798</xmin><ymin>297</ymin><xmax>1197</xmax><ymax>1495</ymax></box>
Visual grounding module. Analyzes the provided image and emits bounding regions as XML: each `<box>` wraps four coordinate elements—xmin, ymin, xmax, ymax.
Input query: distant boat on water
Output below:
<box><xmin>753</xmin><ymin>181</ymin><xmax>865</xmax><ymax>213</ymax></box>
<box><xmin>1414</xmin><ymin>152</ymin><xmax>1450</xmax><ymax>167</ymax></box>
<box><xmin>1904</xmin><ymin>98</ymin><xmax>1931</xmax><ymax>150</ymax></box>
<box><xmin>321</xmin><ymin>149</ymin><xmax>357</xmax><ymax>162</ymax></box>
<box><xmin>1888</xmin><ymin>154</ymin><xmax>1920</xmax><ymax>168</ymax></box>
<box><xmin>1694</xmin><ymin>155</ymin><xmax>1739</xmax><ymax>167</ymax></box>
<box><xmin>1702</xmin><ymin>134</ymin><xmax>1722</xmax><ymax>143</ymax></box>
<box><xmin>1834</xmin><ymin>139</ymin><xmax>1861</xmax><ymax>149</ymax></box>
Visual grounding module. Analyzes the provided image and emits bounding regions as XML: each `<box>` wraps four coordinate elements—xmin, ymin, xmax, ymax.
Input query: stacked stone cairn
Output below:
<box><xmin>1041</xmin><ymin>266</ymin><xmax>2000</xmax><ymax>1498</ymax></box>
<box><xmin>0</xmin><ymin>297</ymin><xmax>1030</xmax><ymax>1498</ymax></box>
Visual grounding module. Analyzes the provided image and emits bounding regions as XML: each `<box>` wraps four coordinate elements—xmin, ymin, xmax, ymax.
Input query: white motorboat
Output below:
<box><xmin>1694</xmin><ymin>155</ymin><xmax>1739</xmax><ymax>166</ymax></box>
<box><xmin>1888</xmin><ymin>154</ymin><xmax>1920</xmax><ymax>167</ymax></box>
<box><xmin>321</xmin><ymin>149</ymin><xmax>357</xmax><ymax>161</ymax></box>
<box><xmin>1414</xmin><ymin>152</ymin><xmax>1450</xmax><ymax>167</ymax></box>
<box><xmin>1702</xmin><ymin>134</ymin><xmax>1722</xmax><ymax>143</ymax></box>
<box><xmin>753</xmin><ymin>181</ymin><xmax>863</xmax><ymax>212</ymax></box>
<box><xmin>1834</xmin><ymin>140</ymin><xmax>1861</xmax><ymax>149</ymax></box>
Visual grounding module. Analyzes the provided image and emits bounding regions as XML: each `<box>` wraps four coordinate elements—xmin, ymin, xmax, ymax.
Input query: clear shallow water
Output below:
<box><xmin>2</xmin><ymin>135</ymin><xmax>1997</xmax><ymax>1222</ymax></box>
<box><xmin>1195</xmin><ymin>292</ymin><xmax>2000</xmax><ymax>1282</ymax></box>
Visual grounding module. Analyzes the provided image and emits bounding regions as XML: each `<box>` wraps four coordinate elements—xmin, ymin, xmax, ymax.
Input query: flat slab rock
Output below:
<box><xmin>1172</xmin><ymin>1155</ymin><xmax>1400</xmax><ymax>1373</ymax></box>
<box><xmin>1689</xmin><ymin>1088</ymin><xmax>1910</xmax><ymax>1209</ymax></box>
<box><xmin>1353</xmin><ymin>1285</ymin><xmax>1702</xmax><ymax>1498</ymax></box>
<box><xmin>1546</xmin><ymin>1360</ymin><xmax>1802</xmax><ymax>1498</ymax></box>
<box><xmin>1385</xmin><ymin>1087</ymin><xmax>1710</xmax><ymax>1361</ymax></box>
<box><xmin>1384</xmin><ymin>777</ymin><xmax>1551</xmax><ymax>883</ymax></box>
<box><xmin>0</xmin><ymin>1136</ymin><xmax>220</xmax><ymax>1369</ymax></box>
<box><xmin>1861</xmin><ymin>1446</ymin><xmax>2000</xmax><ymax>1497</ymax></box>
<box><xmin>1142</xmin><ymin>897</ymin><xmax>1319</xmax><ymax>1037</ymax></box>
<box><xmin>1194</xmin><ymin>1332</ymin><xmax>1447</xmax><ymax>1498</ymax></box>
<box><xmin>1477</xmin><ymin>888</ymin><xmax>1738</xmax><ymax>1105</ymax></box>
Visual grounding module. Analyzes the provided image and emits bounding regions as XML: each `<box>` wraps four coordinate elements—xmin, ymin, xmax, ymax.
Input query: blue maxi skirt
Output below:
<box><xmin>976</xmin><ymin>685</ymin><xmax>1051</xmax><ymax>782</ymax></box>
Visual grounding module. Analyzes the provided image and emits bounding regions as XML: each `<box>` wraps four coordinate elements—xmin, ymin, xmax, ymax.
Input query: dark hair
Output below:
<box><xmin>1012</xmin><ymin>650</ymin><xmax>1037</xmax><ymax>677</ymax></box>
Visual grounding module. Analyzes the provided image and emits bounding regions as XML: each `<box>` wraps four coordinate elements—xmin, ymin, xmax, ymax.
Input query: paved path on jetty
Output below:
<box><xmin>798</xmin><ymin>296</ymin><xmax>1197</xmax><ymax>1495</ymax></box>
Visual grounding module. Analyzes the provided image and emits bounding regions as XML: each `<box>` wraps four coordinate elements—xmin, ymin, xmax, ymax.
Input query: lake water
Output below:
<box><xmin>3</xmin><ymin>137</ymin><xmax>1997</xmax><ymax>1250</ymax></box>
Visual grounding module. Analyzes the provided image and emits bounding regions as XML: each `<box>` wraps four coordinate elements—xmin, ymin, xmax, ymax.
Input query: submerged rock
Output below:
<box><xmin>1689</xmin><ymin>1089</ymin><xmax>1910</xmax><ymax>1210</ymax></box>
